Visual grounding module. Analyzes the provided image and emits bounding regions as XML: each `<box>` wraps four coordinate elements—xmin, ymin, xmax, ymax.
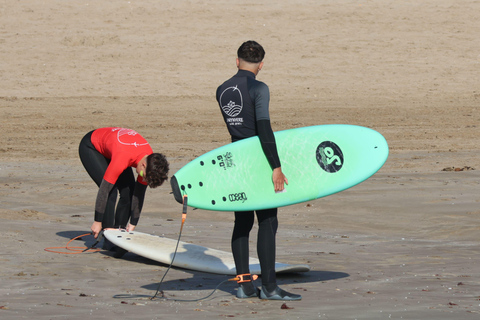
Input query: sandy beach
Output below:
<box><xmin>1</xmin><ymin>0</ymin><xmax>479</xmax><ymax>319</ymax></box>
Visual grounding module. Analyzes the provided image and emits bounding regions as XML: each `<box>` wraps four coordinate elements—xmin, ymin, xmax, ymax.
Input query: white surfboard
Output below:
<box><xmin>104</xmin><ymin>229</ymin><xmax>310</xmax><ymax>275</ymax></box>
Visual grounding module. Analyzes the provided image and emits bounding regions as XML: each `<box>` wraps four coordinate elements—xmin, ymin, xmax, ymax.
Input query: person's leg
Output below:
<box><xmin>114</xmin><ymin>168</ymin><xmax>135</xmax><ymax>228</ymax></box>
<box><xmin>257</xmin><ymin>208</ymin><xmax>302</xmax><ymax>301</ymax></box>
<box><xmin>79</xmin><ymin>131</ymin><xmax>106</xmax><ymax>186</ymax></box>
<box><xmin>256</xmin><ymin>208</ymin><xmax>278</xmax><ymax>290</ymax></box>
<box><xmin>231</xmin><ymin>211</ymin><xmax>258</xmax><ymax>297</ymax></box>
<box><xmin>232</xmin><ymin>211</ymin><xmax>254</xmax><ymax>273</ymax></box>
<box><xmin>78</xmin><ymin>131</ymin><xmax>117</xmax><ymax>228</ymax></box>
<box><xmin>107</xmin><ymin>168</ymin><xmax>135</xmax><ymax>258</ymax></box>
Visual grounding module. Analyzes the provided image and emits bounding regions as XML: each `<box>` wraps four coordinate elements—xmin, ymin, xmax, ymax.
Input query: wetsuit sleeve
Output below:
<box><xmin>94</xmin><ymin>179</ymin><xmax>115</xmax><ymax>222</ymax></box>
<box><xmin>257</xmin><ymin>119</ymin><xmax>281</xmax><ymax>169</ymax></box>
<box><xmin>252</xmin><ymin>82</ymin><xmax>271</xmax><ymax>121</ymax></box>
<box><xmin>252</xmin><ymin>81</ymin><xmax>281</xmax><ymax>169</ymax></box>
<box><xmin>129</xmin><ymin>181</ymin><xmax>147</xmax><ymax>226</ymax></box>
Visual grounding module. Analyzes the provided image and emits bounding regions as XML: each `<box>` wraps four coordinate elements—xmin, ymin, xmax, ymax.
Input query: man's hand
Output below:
<box><xmin>91</xmin><ymin>221</ymin><xmax>103</xmax><ymax>238</ymax></box>
<box><xmin>272</xmin><ymin>167</ymin><xmax>288</xmax><ymax>192</ymax></box>
<box><xmin>126</xmin><ymin>223</ymin><xmax>136</xmax><ymax>232</ymax></box>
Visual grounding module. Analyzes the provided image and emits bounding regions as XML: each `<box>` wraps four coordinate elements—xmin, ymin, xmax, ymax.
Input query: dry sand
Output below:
<box><xmin>1</xmin><ymin>0</ymin><xmax>479</xmax><ymax>319</ymax></box>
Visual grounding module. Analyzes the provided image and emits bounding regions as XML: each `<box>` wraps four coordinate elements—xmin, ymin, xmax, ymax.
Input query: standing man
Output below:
<box><xmin>78</xmin><ymin>127</ymin><xmax>169</xmax><ymax>253</ymax></box>
<box><xmin>216</xmin><ymin>41</ymin><xmax>301</xmax><ymax>300</ymax></box>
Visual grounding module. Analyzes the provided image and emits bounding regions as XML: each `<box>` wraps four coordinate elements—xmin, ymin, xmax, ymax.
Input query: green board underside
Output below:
<box><xmin>171</xmin><ymin>125</ymin><xmax>388</xmax><ymax>211</ymax></box>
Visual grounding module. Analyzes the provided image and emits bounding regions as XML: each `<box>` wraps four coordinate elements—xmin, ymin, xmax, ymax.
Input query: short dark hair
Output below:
<box><xmin>145</xmin><ymin>153</ymin><xmax>169</xmax><ymax>188</ymax></box>
<box><xmin>237</xmin><ymin>40</ymin><xmax>265</xmax><ymax>63</ymax></box>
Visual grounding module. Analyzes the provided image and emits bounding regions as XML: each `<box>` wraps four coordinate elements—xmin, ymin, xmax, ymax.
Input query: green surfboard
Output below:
<box><xmin>171</xmin><ymin>125</ymin><xmax>388</xmax><ymax>211</ymax></box>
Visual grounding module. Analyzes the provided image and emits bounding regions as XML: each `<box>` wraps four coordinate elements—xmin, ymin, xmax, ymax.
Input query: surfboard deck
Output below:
<box><xmin>104</xmin><ymin>229</ymin><xmax>310</xmax><ymax>275</ymax></box>
<box><xmin>171</xmin><ymin>124</ymin><xmax>388</xmax><ymax>211</ymax></box>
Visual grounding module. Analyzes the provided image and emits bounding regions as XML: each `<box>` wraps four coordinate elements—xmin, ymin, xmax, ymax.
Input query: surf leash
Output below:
<box><xmin>44</xmin><ymin>232</ymin><xmax>102</xmax><ymax>254</ymax></box>
<box><xmin>153</xmin><ymin>274</ymin><xmax>259</xmax><ymax>302</ymax></box>
<box><xmin>150</xmin><ymin>194</ymin><xmax>189</xmax><ymax>300</ymax></box>
<box><xmin>114</xmin><ymin>274</ymin><xmax>258</xmax><ymax>302</ymax></box>
<box><xmin>161</xmin><ymin>275</ymin><xmax>258</xmax><ymax>302</ymax></box>
<box><xmin>82</xmin><ymin>230</ymin><xmax>104</xmax><ymax>252</ymax></box>
<box><xmin>147</xmin><ymin>195</ymin><xmax>261</xmax><ymax>302</ymax></box>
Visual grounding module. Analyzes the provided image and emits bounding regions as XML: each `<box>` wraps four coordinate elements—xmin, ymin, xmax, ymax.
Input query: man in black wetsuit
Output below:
<box><xmin>216</xmin><ymin>41</ymin><xmax>301</xmax><ymax>301</ymax></box>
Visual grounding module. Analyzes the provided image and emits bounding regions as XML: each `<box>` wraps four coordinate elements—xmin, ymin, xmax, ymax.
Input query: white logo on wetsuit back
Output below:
<box><xmin>113</xmin><ymin>128</ymin><xmax>149</xmax><ymax>147</ymax></box>
<box><xmin>219</xmin><ymin>86</ymin><xmax>243</xmax><ymax>117</ymax></box>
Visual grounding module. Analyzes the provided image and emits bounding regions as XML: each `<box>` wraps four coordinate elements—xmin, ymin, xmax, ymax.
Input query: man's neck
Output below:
<box><xmin>237</xmin><ymin>59</ymin><xmax>262</xmax><ymax>75</ymax></box>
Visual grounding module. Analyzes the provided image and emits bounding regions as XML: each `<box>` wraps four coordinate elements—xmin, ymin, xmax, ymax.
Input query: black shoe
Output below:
<box><xmin>102</xmin><ymin>238</ymin><xmax>116</xmax><ymax>251</ymax></box>
<box><xmin>113</xmin><ymin>247</ymin><xmax>128</xmax><ymax>259</ymax></box>
<box><xmin>236</xmin><ymin>283</ymin><xmax>259</xmax><ymax>299</ymax></box>
<box><xmin>260</xmin><ymin>285</ymin><xmax>302</xmax><ymax>301</ymax></box>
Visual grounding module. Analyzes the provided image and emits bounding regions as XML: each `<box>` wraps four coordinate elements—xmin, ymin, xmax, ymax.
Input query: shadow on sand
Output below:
<box><xmin>56</xmin><ymin>230</ymin><xmax>349</xmax><ymax>300</ymax></box>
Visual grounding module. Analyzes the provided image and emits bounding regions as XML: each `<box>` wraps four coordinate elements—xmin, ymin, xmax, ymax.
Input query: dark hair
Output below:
<box><xmin>145</xmin><ymin>153</ymin><xmax>169</xmax><ymax>188</ymax></box>
<box><xmin>237</xmin><ymin>40</ymin><xmax>265</xmax><ymax>63</ymax></box>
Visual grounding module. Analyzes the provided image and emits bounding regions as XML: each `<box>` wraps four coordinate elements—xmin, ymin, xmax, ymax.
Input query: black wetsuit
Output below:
<box><xmin>216</xmin><ymin>69</ymin><xmax>281</xmax><ymax>291</ymax></box>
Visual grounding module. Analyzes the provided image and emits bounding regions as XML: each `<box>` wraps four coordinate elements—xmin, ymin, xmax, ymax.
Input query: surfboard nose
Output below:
<box><xmin>170</xmin><ymin>175</ymin><xmax>183</xmax><ymax>204</ymax></box>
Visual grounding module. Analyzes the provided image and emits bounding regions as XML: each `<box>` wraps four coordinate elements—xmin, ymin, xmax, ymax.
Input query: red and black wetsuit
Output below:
<box><xmin>79</xmin><ymin>127</ymin><xmax>152</xmax><ymax>229</ymax></box>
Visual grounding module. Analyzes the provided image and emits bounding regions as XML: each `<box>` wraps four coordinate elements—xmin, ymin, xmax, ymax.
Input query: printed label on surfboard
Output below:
<box><xmin>316</xmin><ymin>141</ymin><xmax>343</xmax><ymax>173</ymax></box>
<box><xmin>214</xmin><ymin>152</ymin><xmax>235</xmax><ymax>170</ymax></box>
<box><xmin>228</xmin><ymin>192</ymin><xmax>248</xmax><ymax>203</ymax></box>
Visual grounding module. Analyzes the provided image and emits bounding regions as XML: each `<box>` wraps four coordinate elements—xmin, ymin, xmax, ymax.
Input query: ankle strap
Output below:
<box><xmin>235</xmin><ymin>273</ymin><xmax>258</xmax><ymax>283</ymax></box>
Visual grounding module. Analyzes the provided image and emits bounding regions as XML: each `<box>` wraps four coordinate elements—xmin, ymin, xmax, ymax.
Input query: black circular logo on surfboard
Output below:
<box><xmin>316</xmin><ymin>141</ymin><xmax>343</xmax><ymax>173</ymax></box>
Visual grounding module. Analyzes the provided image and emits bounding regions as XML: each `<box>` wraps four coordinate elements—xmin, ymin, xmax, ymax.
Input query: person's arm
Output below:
<box><xmin>253</xmin><ymin>81</ymin><xmax>288</xmax><ymax>192</ymax></box>
<box><xmin>257</xmin><ymin>119</ymin><xmax>281</xmax><ymax>169</ymax></box>
<box><xmin>257</xmin><ymin>119</ymin><xmax>288</xmax><ymax>192</ymax></box>
<box><xmin>91</xmin><ymin>179</ymin><xmax>114</xmax><ymax>238</ymax></box>
<box><xmin>127</xmin><ymin>181</ymin><xmax>148</xmax><ymax>231</ymax></box>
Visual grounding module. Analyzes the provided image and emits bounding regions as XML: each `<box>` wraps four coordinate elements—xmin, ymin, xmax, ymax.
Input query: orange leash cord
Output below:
<box><xmin>44</xmin><ymin>232</ymin><xmax>101</xmax><ymax>254</ymax></box>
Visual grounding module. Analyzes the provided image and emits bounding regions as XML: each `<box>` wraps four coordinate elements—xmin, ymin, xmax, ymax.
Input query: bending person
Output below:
<box><xmin>78</xmin><ymin>127</ymin><xmax>169</xmax><ymax>249</ymax></box>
